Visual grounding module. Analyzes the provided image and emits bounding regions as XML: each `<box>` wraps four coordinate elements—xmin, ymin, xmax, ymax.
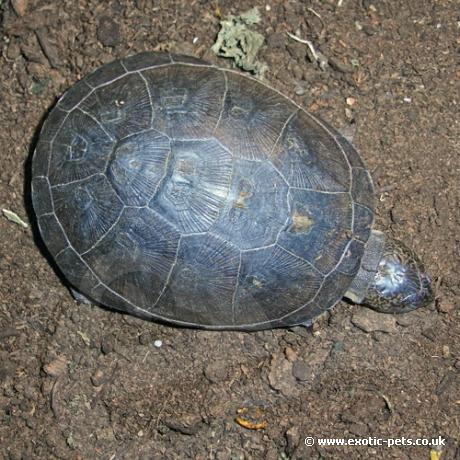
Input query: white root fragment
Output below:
<box><xmin>286</xmin><ymin>32</ymin><xmax>329</xmax><ymax>70</ymax></box>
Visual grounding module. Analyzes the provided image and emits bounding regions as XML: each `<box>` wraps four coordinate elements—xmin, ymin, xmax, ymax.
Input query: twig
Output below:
<box><xmin>286</xmin><ymin>32</ymin><xmax>329</xmax><ymax>70</ymax></box>
<box><xmin>307</xmin><ymin>7</ymin><xmax>322</xmax><ymax>19</ymax></box>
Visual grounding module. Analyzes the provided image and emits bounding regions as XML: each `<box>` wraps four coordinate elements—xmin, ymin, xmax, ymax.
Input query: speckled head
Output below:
<box><xmin>363</xmin><ymin>238</ymin><xmax>434</xmax><ymax>314</ymax></box>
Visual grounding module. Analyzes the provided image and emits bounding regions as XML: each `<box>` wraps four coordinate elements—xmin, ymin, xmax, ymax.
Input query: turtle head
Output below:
<box><xmin>363</xmin><ymin>237</ymin><xmax>434</xmax><ymax>313</ymax></box>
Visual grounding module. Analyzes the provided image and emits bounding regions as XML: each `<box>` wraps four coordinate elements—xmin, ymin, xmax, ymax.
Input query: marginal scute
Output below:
<box><xmin>277</xmin><ymin>189</ymin><xmax>353</xmax><ymax>273</ymax></box>
<box><xmin>80</xmin><ymin>73</ymin><xmax>152</xmax><ymax>139</ymax></box>
<box><xmin>271</xmin><ymin>110</ymin><xmax>350</xmax><ymax>192</ymax></box>
<box><xmin>211</xmin><ymin>159</ymin><xmax>289</xmax><ymax>250</ymax></box>
<box><xmin>353</xmin><ymin>203</ymin><xmax>373</xmax><ymax>242</ymax></box>
<box><xmin>37</xmin><ymin>214</ymin><xmax>69</xmax><ymax>256</ymax></box>
<box><xmin>84</xmin><ymin>60</ymin><xmax>126</xmax><ymax>88</ymax></box>
<box><xmin>272</xmin><ymin>300</ymin><xmax>331</xmax><ymax>327</ymax></box>
<box><xmin>52</xmin><ymin>174</ymin><xmax>124</xmax><ymax>254</ymax></box>
<box><xmin>83</xmin><ymin>207</ymin><xmax>180</xmax><ymax>310</ymax></box>
<box><xmin>58</xmin><ymin>79</ymin><xmax>92</xmax><ymax>111</ymax></box>
<box><xmin>107</xmin><ymin>130</ymin><xmax>170</xmax><ymax>206</ymax></box>
<box><xmin>154</xmin><ymin>234</ymin><xmax>240</xmax><ymax>325</ymax></box>
<box><xmin>351</xmin><ymin>167</ymin><xmax>374</xmax><ymax>209</ymax></box>
<box><xmin>32</xmin><ymin>141</ymin><xmax>51</xmax><ymax>178</ymax></box>
<box><xmin>55</xmin><ymin>247</ymin><xmax>100</xmax><ymax>294</ymax></box>
<box><xmin>49</xmin><ymin>109</ymin><xmax>114</xmax><ymax>186</ymax></box>
<box><xmin>90</xmin><ymin>284</ymin><xmax>142</xmax><ymax>317</ymax></box>
<box><xmin>141</xmin><ymin>64</ymin><xmax>226</xmax><ymax>138</ymax></box>
<box><xmin>122</xmin><ymin>52</ymin><xmax>171</xmax><ymax>71</ymax></box>
<box><xmin>39</xmin><ymin>106</ymin><xmax>68</xmax><ymax>143</ymax></box>
<box><xmin>233</xmin><ymin>246</ymin><xmax>324</xmax><ymax>325</ymax></box>
<box><xmin>214</xmin><ymin>71</ymin><xmax>295</xmax><ymax>161</ymax></box>
<box><xmin>149</xmin><ymin>139</ymin><xmax>232</xmax><ymax>233</ymax></box>
<box><xmin>31</xmin><ymin>177</ymin><xmax>53</xmax><ymax>216</ymax></box>
<box><xmin>170</xmin><ymin>54</ymin><xmax>209</xmax><ymax>65</ymax></box>
<box><xmin>335</xmin><ymin>133</ymin><xmax>366</xmax><ymax>169</ymax></box>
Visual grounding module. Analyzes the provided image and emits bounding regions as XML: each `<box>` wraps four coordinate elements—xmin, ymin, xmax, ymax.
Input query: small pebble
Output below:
<box><xmin>154</xmin><ymin>339</ymin><xmax>163</xmax><ymax>348</ymax></box>
<box><xmin>294</xmin><ymin>85</ymin><xmax>306</xmax><ymax>96</ymax></box>
<box><xmin>43</xmin><ymin>355</ymin><xmax>68</xmax><ymax>378</ymax></box>
<box><xmin>284</xmin><ymin>346</ymin><xmax>298</xmax><ymax>362</ymax></box>
<box><xmin>292</xmin><ymin>360</ymin><xmax>310</xmax><ymax>381</ymax></box>
<box><xmin>351</xmin><ymin>309</ymin><xmax>398</xmax><ymax>334</ymax></box>
<box><xmin>97</xmin><ymin>16</ymin><xmax>121</xmax><ymax>47</ymax></box>
<box><xmin>204</xmin><ymin>361</ymin><xmax>228</xmax><ymax>383</ymax></box>
<box><xmin>11</xmin><ymin>0</ymin><xmax>28</xmax><ymax>16</ymax></box>
<box><xmin>101</xmin><ymin>336</ymin><xmax>115</xmax><ymax>354</ymax></box>
<box><xmin>91</xmin><ymin>369</ymin><xmax>105</xmax><ymax>387</ymax></box>
<box><xmin>268</xmin><ymin>354</ymin><xmax>299</xmax><ymax>396</ymax></box>
<box><xmin>138</xmin><ymin>331</ymin><xmax>151</xmax><ymax>345</ymax></box>
<box><xmin>437</xmin><ymin>298</ymin><xmax>455</xmax><ymax>313</ymax></box>
<box><xmin>346</xmin><ymin>97</ymin><xmax>357</xmax><ymax>106</ymax></box>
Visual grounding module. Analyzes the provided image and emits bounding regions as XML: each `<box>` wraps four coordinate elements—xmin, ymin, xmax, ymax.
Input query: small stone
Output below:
<box><xmin>329</xmin><ymin>56</ymin><xmax>355</xmax><ymax>73</ymax></box>
<box><xmin>351</xmin><ymin>309</ymin><xmax>398</xmax><ymax>333</ymax></box>
<box><xmin>153</xmin><ymin>339</ymin><xmax>163</xmax><ymax>348</ymax></box>
<box><xmin>164</xmin><ymin>414</ymin><xmax>202</xmax><ymax>435</ymax></box>
<box><xmin>11</xmin><ymin>0</ymin><xmax>28</xmax><ymax>16</ymax></box>
<box><xmin>396</xmin><ymin>312</ymin><xmax>420</xmax><ymax>327</ymax></box>
<box><xmin>346</xmin><ymin>97</ymin><xmax>357</xmax><ymax>106</ymax></box>
<box><xmin>25</xmin><ymin>417</ymin><xmax>37</xmax><ymax>429</ymax></box>
<box><xmin>268</xmin><ymin>354</ymin><xmax>298</xmax><ymax>397</ymax></box>
<box><xmin>422</xmin><ymin>326</ymin><xmax>437</xmax><ymax>342</ymax></box>
<box><xmin>285</xmin><ymin>426</ymin><xmax>300</xmax><ymax>454</ymax></box>
<box><xmin>91</xmin><ymin>369</ymin><xmax>105</xmax><ymax>386</ymax></box>
<box><xmin>442</xmin><ymin>345</ymin><xmax>450</xmax><ymax>358</ymax></box>
<box><xmin>267</xmin><ymin>32</ymin><xmax>285</xmax><ymax>49</ymax></box>
<box><xmin>330</xmin><ymin>340</ymin><xmax>345</xmax><ymax>358</ymax></box>
<box><xmin>43</xmin><ymin>355</ymin><xmax>67</xmax><ymax>378</ymax></box>
<box><xmin>101</xmin><ymin>335</ymin><xmax>115</xmax><ymax>354</ymax></box>
<box><xmin>292</xmin><ymin>360</ymin><xmax>310</xmax><ymax>381</ymax></box>
<box><xmin>7</xmin><ymin>40</ymin><xmax>21</xmax><ymax>60</ymax></box>
<box><xmin>288</xmin><ymin>325</ymin><xmax>310</xmax><ymax>337</ymax></box>
<box><xmin>291</xmin><ymin>63</ymin><xmax>303</xmax><ymax>80</ymax></box>
<box><xmin>284</xmin><ymin>346</ymin><xmax>297</xmax><ymax>362</ymax></box>
<box><xmin>97</xmin><ymin>16</ymin><xmax>121</xmax><ymax>47</ymax></box>
<box><xmin>204</xmin><ymin>361</ymin><xmax>228</xmax><ymax>383</ymax></box>
<box><xmin>294</xmin><ymin>84</ymin><xmax>306</xmax><ymax>96</ymax></box>
<box><xmin>437</xmin><ymin>298</ymin><xmax>455</xmax><ymax>313</ymax></box>
<box><xmin>287</xmin><ymin>42</ymin><xmax>306</xmax><ymax>61</ymax></box>
<box><xmin>348</xmin><ymin>423</ymin><xmax>369</xmax><ymax>437</ymax></box>
<box><xmin>138</xmin><ymin>332</ymin><xmax>151</xmax><ymax>345</ymax></box>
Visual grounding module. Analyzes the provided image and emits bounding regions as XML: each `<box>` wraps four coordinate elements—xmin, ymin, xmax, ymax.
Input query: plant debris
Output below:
<box><xmin>235</xmin><ymin>406</ymin><xmax>268</xmax><ymax>430</ymax></box>
<box><xmin>2</xmin><ymin>208</ymin><xmax>28</xmax><ymax>228</ymax></box>
<box><xmin>211</xmin><ymin>7</ymin><xmax>267</xmax><ymax>76</ymax></box>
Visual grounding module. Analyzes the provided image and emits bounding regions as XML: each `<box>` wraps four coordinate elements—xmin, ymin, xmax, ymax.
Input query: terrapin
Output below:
<box><xmin>31</xmin><ymin>52</ymin><xmax>433</xmax><ymax>330</ymax></box>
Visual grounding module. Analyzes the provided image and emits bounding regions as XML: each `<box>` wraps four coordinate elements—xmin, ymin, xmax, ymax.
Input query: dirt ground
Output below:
<box><xmin>0</xmin><ymin>0</ymin><xmax>459</xmax><ymax>458</ymax></box>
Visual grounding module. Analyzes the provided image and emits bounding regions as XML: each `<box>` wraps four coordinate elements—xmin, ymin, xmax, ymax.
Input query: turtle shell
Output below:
<box><xmin>31</xmin><ymin>52</ymin><xmax>374</xmax><ymax>331</ymax></box>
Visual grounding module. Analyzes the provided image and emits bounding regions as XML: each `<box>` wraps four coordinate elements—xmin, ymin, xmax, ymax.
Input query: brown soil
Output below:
<box><xmin>0</xmin><ymin>0</ymin><xmax>458</xmax><ymax>459</ymax></box>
